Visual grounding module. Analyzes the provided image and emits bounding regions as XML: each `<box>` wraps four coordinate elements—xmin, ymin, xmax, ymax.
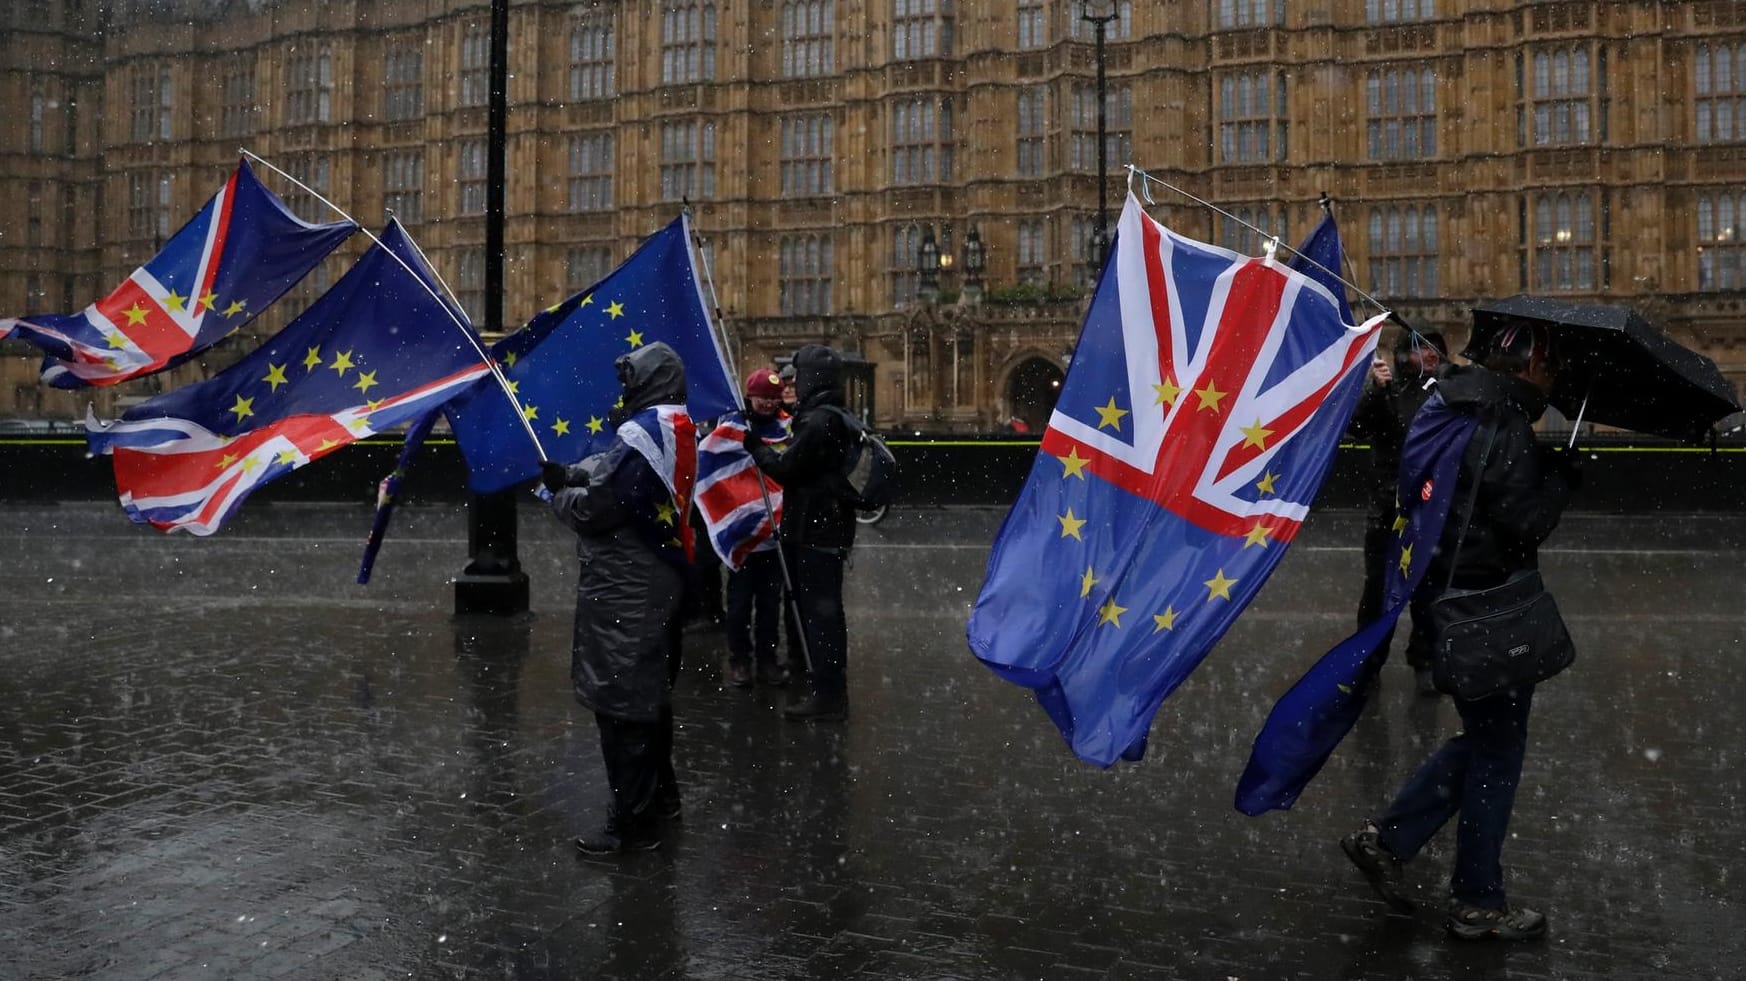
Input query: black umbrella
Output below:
<box><xmin>1467</xmin><ymin>295</ymin><xmax>1741</xmax><ymax>443</ymax></box>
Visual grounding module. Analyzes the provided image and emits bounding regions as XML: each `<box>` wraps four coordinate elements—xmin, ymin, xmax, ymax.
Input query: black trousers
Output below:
<box><xmin>1359</xmin><ymin>520</ymin><xmax>1433</xmax><ymax>670</ymax></box>
<box><xmin>725</xmin><ymin>549</ymin><xmax>783</xmax><ymax>667</ymax></box>
<box><xmin>786</xmin><ymin>544</ymin><xmax>848</xmax><ymax>701</ymax></box>
<box><xmin>595</xmin><ymin>706</ymin><xmax>677</xmax><ymax>831</ymax></box>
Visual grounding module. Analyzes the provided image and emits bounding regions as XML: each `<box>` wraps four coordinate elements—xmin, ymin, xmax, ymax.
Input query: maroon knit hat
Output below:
<box><xmin>745</xmin><ymin>368</ymin><xmax>784</xmax><ymax>399</ymax></box>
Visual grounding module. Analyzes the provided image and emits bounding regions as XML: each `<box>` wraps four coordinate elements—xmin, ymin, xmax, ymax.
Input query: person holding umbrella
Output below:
<box><xmin>1341</xmin><ymin>322</ymin><xmax>1581</xmax><ymax>941</ymax></box>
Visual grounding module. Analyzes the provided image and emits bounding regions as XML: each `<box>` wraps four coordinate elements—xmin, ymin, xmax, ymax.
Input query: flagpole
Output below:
<box><xmin>240</xmin><ymin>148</ymin><xmax>547</xmax><ymax>463</ymax></box>
<box><xmin>686</xmin><ymin>208</ymin><xmax>816</xmax><ymax>676</ymax></box>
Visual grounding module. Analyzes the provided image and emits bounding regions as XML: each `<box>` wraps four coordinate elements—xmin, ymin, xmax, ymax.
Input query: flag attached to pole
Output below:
<box><xmin>2</xmin><ymin>159</ymin><xmax>357</xmax><ymax>389</ymax></box>
<box><xmin>966</xmin><ymin>193</ymin><xmax>1386</xmax><ymax>768</ymax></box>
<box><xmin>85</xmin><ymin>220</ymin><xmax>488</xmax><ymax>535</ymax></box>
<box><xmin>440</xmin><ymin>213</ymin><xmax>738</xmax><ymax>493</ymax></box>
<box><xmin>695</xmin><ymin>411</ymin><xmax>790</xmax><ymax>570</ymax></box>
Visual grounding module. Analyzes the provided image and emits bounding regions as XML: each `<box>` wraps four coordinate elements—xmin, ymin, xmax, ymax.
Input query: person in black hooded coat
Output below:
<box><xmin>542</xmin><ymin>341</ymin><xmax>692</xmax><ymax>854</ymax></box>
<box><xmin>743</xmin><ymin>344</ymin><xmax>858</xmax><ymax>721</ymax></box>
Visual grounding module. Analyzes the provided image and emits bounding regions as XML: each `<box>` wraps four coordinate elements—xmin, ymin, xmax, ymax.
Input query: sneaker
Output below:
<box><xmin>1414</xmin><ymin>667</ymin><xmax>1439</xmax><ymax>697</ymax></box>
<box><xmin>1341</xmin><ymin>824</ymin><xmax>1414</xmax><ymax>913</ymax></box>
<box><xmin>727</xmin><ymin>662</ymin><xmax>753</xmax><ymax>688</ymax></box>
<box><xmin>1445</xmin><ymin>900</ymin><xmax>1547</xmax><ymax>941</ymax></box>
<box><xmin>782</xmin><ymin>694</ymin><xmax>847</xmax><ymax>723</ymax></box>
<box><xmin>575</xmin><ymin>823</ymin><xmax>660</xmax><ymax>856</ymax></box>
<box><xmin>757</xmin><ymin>663</ymin><xmax>791</xmax><ymax>688</ymax></box>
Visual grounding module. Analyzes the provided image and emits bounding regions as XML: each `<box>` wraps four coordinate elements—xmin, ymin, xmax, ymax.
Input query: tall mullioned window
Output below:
<box><xmin>892</xmin><ymin>98</ymin><xmax>952</xmax><ymax>185</ymax></box>
<box><xmin>459</xmin><ymin>141</ymin><xmax>486</xmax><ymax>214</ymax></box>
<box><xmin>568</xmin><ymin>132</ymin><xmax>614</xmax><ymax>212</ymax></box>
<box><xmin>781</xmin><ymin>114</ymin><xmax>833</xmax><ymax>196</ymax></box>
<box><xmin>383</xmin><ymin>151</ymin><xmax>423</xmax><ymax>224</ymax></box>
<box><xmin>384</xmin><ymin>45</ymin><xmax>423</xmax><ymax>121</ymax></box>
<box><xmin>1367</xmin><ymin>205</ymin><xmax>1439</xmax><ymax>297</ymax></box>
<box><xmin>781</xmin><ymin>0</ymin><xmax>833</xmax><ymax>78</ymax></box>
<box><xmin>1519</xmin><ymin>46</ymin><xmax>1606</xmax><ymax>147</ymax></box>
<box><xmin>283</xmin><ymin>155</ymin><xmax>329</xmax><ymax>223</ymax></box>
<box><xmin>1365</xmin><ymin>0</ymin><xmax>1433</xmax><ymax>22</ymax></box>
<box><xmin>661</xmin><ymin>1</ymin><xmax>717</xmax><ymax>84</ymax></box>
<box><xmin>286</xmin><ymin>46</ymin><xmax>332</xmax><ymax>125</ymax></box>
<box><xmin>570</xmin><ymin>10</ymin><xmax>616</xmax><ymax>100</ymax></box>
<box><xmin>1017</xmin><ymin>88</ymin><xmax>1045</xmax><ymax>178</ymax></box>
<box><xmin>1697</xmin><ymin>190</ymin><xmax>1746</xmax><ymax>289</ymax></box>
<box><xmin>29</xmin><ymin>88</ymin><xmax>45</xmax><ymax>152</ymax></box>
<box><xmin>457</xmin><ymin>251</ymin><xmax>484</xmax><ymax>325</ymax></box>
<box><xmin>221</xmin><ymin>58</ymin><xmax>257</xmax><ymax>137</ymax></box>
<box><xmin>1367</xmin><ymin>68</ymin><xmax>1436</xmax><ymax>160</ymax></box>
<box><xmin>1217</xmin><ymin>0</ymin><xmax>1284</xmax><ymax>28</ymax></box>
<box><xmin>460</xmin><ymin>25</ymin><xmax>489</xmax><ymax>107</ymax></box>
<box><xmin>1524</xmin><ymin>191</ymin><xmax>1601</xmax><ymax>292</ymax></box>
<box><xmin>1696</xmin><ymin>43</ymin><xmax>1746</xmax><ymax>143</ymax></box>
<box><xmin>131</xmin><ymin>66</ymin><xmax>172</xmax><ymax>141</ymax></box>
<box><xmin>780</xmin><ymin>234</ymin><xmax>833</xmax><ymax>316</ymax></box>
<box><xmin>1071</xmin><ymin>83</ymin><xmax>1132</xmax><ymax>172</ymax></box>
<box><xmin>1218</xmin><ymin>71</ymin><xmax>1287</xmax><ymax>163</ymax></box>
<box><xmin>891</xmin><ymin>223</ymin><xmax>923</xmax><ymax>307</ymax></box>
<box><xmin>1018</xmin><ymin>0</ymin><xmax>1044</xmax><ymax>49</ymax></box>
<box><xmin>1017</xmin><ymin>219</ymin><xmax>1045</xmax><ymax>284</ymax></box>
<box><xmin>894</xmin><ymin>0</ymin><xmax>952</xmax><ymax>59</ymax></box>
<box><xmin>660</xmin><ymin>120</ymin><xmax>716</xmax><ymax>200</ymax></box>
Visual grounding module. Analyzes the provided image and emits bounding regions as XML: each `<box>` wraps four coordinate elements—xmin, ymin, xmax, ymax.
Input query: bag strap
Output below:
<box><xmin>1440</xmin><ymin>418</ymin><xmax>1499</xmax><ymax>594</ymax></box>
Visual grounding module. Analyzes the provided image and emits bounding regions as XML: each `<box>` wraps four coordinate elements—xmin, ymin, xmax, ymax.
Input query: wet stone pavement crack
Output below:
<box><xmin>1</xmin><ymin>503</ymin><xmax>1742</xmax><ymax>980</ymax></box>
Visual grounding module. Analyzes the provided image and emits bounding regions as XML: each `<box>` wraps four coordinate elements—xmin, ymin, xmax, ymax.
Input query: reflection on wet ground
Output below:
<box><xmin>1</xmin><ymin>503</ymin><xmax>1741</xmax><ymax>979</ymax></box>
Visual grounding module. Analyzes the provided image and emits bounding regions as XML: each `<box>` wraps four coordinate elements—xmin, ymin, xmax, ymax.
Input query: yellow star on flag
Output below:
<box><xmin>198</xmin><ymin>290</ymin><xmax>218</xmax><ymax>313</ymax></box>
<box><xmin>1152</xmin><ymin>607</ymin><xmax>1178</xmax><ymax>632</ymax></box>
<box><xmin>1153</xmin><ymin>376</ymin><xmax>1182</xmax><ymax>406</ymax></box>
<box><xmin>552</xmin><ymin>418</ymin><xmax>571</xmax><ymax>436</ymax></box>
<box><xmin>123</xmin><ymin>303</ymin><xmax>149</xmax><ymax>326</ymax></box>
<box><xmin>262</xmin><ymin>363</ymin><xmax>289</xmax><ymax>392</ymax></box>
<box><xmin>1243</xmin><ymin>523</ymin><xmax>1272</xmax><ymax>549</ymax></box>
<box><xmin>1094</xmin><ymin>396</ymin><xmax>1129</xmax><ymax>431</ymax></box>
<box><xmin>606</xmin><ymin>300</ymin><xmax>625</xmax><ymax>319</ymax></box>
<box><xmin>352</xmin><ymin>370</ymin><xmax>378</xmax><ymax>395</ymax></box>
<box><xmin>223</xmin><ymin>300</ymin><xmax>247</xmax><ymax>317</ymax></box>
<box><xmin>316</xmin><ymin>438</ymin><xmax>339</xmax><ymax>453</ymax></box>
<box><xmin>1195</xmin><ymin>382</ymin><xmax>1228</xmax><ymax>413</ymax></box>
<box><xmin>655</xmin><ymin>501</ymin><xmax>677</xmax><ymax>526</ymax></box>
<box><xmin>106</xmin><ymin>333</ymin><xmax>129</xmax><ymax>349</ymax></box>
<box><xmin>523</xmin><ymin>404</ymin><xmax>539</xmax><ymax>421</ymax></box>
<box><xmin>625</xmin><ymin>329</ymin><xmax>645</xmax><ymax>348</ymax></box>
<box><xmin>503</xmin><ymin>351</ymin><xmax>518</xmax><ymax>367</ymax></box>
<box><xmin>240</xmin><ymin>455</ymin><xmax>262</xmax><ymax>474</ymax></box>
<box><xmin>506</xmin><ymin>379</ymin><xmax>520</xmax><ymax>396</ymax></box>
<box><xmin>228</xmin><ymin>395</ymin><xmax>255</xmax><ymax>422</ymax></box>
<box><xmin>328</xmin><ymin>350</ymin><xmax>355</xmax><ymax>376</ymax></box>
<box><xmin>1057</xmin><ymin>508</ymin><xmax>1086</xmax><ymax>541</ymax></box>
<box><xmin>215</xmin><ymin>452</ymin><xmax>238</xmax><ymax>470</ymax></box>
<box><xmin>1255</xmin><ymin>470</ymin><xmax>1279</xmax><ymax>496</ymax></box>
<box><xmin>1079</xmin><ymin>566</ymin><xmax>1099</xmax><ymax>598</ymax></box>
<box><xmin>1057</xmin><ymin>446</ymin><xmax>1089</xmax><ymax>480</ymax></box>
<box><xmin>1398</xmin><ymin>543</ymin><xmax>1414</xmax><ymax>576</ymax></box>
<box><xmin>276</xmin><ymin>449</ymin><xmax>299</xmax><ymax>465</ymax></box>
<box><xmin>1204</xmin><ymin>568</ymin><xmax>1238</xmax><ymax>601</ymax></box>
<box><xmin>366</xmin><ymin>399</ymin><xmax>383</xmax><ymax>411</ymax></box>
<box><xmin>1240</xmin><ymin>419</ymin><xmax>1274</xmax><ymax>450</ymax></box>
<box><xmin>1392</xmin><ymin>512</ymin><xmax>1409</xmax><ymax>535</ymax></box>
<box><xmin>586</xmin><ymin>416</ymin><xmax>604</xmax><ymax>434</ymax></box>
<box><xmin>163</xmin><ymin>290</ymin><xmax>187</xmax><ymax>313</ymax></box>
<box><xmin>1097</xmin><ymin>596</ymin><xmax>1128</xmax><ymax>628</ymax></box>
<box><xmin>303</xmin><ymin>346</ymin><xmax>323</xmax><ymax>371</ymax></box>
<box><xmin>581</xmin><ymin>294</ymin><xmax>595</xmax><ymax>307</ymax></box>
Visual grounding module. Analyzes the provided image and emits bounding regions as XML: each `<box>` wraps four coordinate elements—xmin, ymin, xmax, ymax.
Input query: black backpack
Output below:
<box><xmin>826</xmin><ymin>407</ymin><xmax>898</xmax><ymax>510</ymax></box>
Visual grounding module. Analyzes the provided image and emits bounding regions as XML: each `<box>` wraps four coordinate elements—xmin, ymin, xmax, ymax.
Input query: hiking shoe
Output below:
<box><xmin>1446</xmin><ymin>901</ymin><xmax>1547</xmax><ymax>941</ymax></box>
<box><xmin>1341</xmin><ymin>824</ymin><xmax>1414</xmax><ymax>913</ymax></box>
<box><xmin>575</xmin><ymin>824</ymin><xmax>660</xmax><ymax>856</ymax></box>
<box><xmin>728</xmin><ymin>662</ymin><xmax>753</xmax><ymax>688</ymax></box>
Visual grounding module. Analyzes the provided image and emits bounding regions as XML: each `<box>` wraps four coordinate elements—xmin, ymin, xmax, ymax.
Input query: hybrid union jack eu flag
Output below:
<box><xmin>967</xmin><ymin>194</ymin><xmax>1387</xmax><ymax>768</ymax></box>
<box><xmin>84</xmin><ymin>220</ymin><xmax>490</xmax><ymax>535</ymax></box>
<box><xmin>1</xmin><ymin>159</ymin><xmax>356</xmax><ymax>389</ymax></box>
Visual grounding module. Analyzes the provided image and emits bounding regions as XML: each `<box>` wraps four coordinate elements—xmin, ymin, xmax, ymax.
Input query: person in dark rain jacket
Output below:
<box><xmin>542</xmin><ymin>342</ymin><xmax>695</xmax><ymax>855</ymax></box>
<box><xmin>744</xmin><ymin>344</ymin><xmax>857</xmax><ymax>722</ymax></box>
<box><xmin>1341</xmin><ymin>323</ymin><xmax>1580</xmax><ymax>942</ymax></box>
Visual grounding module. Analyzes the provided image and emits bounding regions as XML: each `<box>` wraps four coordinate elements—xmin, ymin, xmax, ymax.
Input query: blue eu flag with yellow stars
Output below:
<box><xmin>967</xmin><ymin>194</ymin><xmax>1386</xmax><ymax>768</ymax></box>
<box><xmin>441</xmin><ymin>213</ymin><xmax>738</xmax><ymax>493</ymax></box>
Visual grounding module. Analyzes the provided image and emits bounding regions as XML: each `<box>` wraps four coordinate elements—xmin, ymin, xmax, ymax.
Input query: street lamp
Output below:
<box><xmin>918</xmin><ymin>224</ymin><xmax>941</xmax><ymax>302</ymax></box>
<box><xmin>1080</xmin><ymin>0</ymin><xmax>1119</xmax><ymax>270</ymax></box>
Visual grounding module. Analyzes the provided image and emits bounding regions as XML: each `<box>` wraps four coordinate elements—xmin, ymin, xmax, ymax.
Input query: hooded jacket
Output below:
<box><xmin>747</xmin><ymin>344</ymin><xmax>858</xmax><ymax>550</ymax></box>
<box><xmin>1419</xmin><ymin>363</ymin><xmax>1579</xmax><ymax>593</ymax></box>
<box><xmin>550</xmin><ymin>341</ymin><xmax>689</xmax><ymax>722</ymax></box>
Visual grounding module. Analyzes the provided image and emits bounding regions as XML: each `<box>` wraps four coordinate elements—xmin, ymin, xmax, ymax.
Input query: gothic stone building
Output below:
<box><xmin>4</xmin><ymin>0</ymin><xmax>1746</xmax><ymax>432</ymax></box>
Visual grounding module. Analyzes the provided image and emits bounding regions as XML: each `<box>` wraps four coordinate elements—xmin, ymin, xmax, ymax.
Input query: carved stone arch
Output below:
<box><xmin>997</xmin><ymin>348</ymin><xmax>1067</xmax><ymax>432</ymax></box>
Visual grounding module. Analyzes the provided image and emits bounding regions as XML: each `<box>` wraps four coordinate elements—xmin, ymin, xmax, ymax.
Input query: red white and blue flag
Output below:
<box><xmin>84</xmin><ymin>220</ymin><xmax>487</xmax><ymax>535</ymax></box>
<box><xmin>1</xmin><ymin>159</ymin><xmax>356</xmax><ymax>388</ymax></box>
<box><xmin>696</xmin><ymin>412</ymin><xmax>790</xmax><ymax>570</ymax></box>
<box><xmin>618</xmin><ymin>403</ymin><xmax>700</xmax><ymax>561</ymax></box>
<box><xmin>967</xmin><ymin>194</ymin><xmax>1386</xmax><ymax>767</ymax></box>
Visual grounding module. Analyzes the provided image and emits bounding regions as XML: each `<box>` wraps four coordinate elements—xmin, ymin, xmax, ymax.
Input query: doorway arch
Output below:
<box><xmin>1003</xmin><ymin>356</ymin><xmax>1065</xmax><ymax>433</ymax></box>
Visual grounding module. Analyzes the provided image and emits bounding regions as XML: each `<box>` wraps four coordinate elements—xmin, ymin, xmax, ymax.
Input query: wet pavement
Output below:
<box><xmin>1</xmin><ymin>501</ymin><xmax>1742</xmax><ymax>980</ymax></box>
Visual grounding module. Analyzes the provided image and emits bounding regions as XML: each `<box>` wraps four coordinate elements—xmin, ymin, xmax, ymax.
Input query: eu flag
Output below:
<box><xmin>1234</xmin><ymin>390</ymin><xmax>1480</xmax><ymax>814</ymax></box>
<box><xmin>1287</xmin><ymin>211</ymin><xmax>1356</xmax><ymax>325</ymax></box>
<box><xmin>2</xmin><ymin>159</ymin><xmax>356</xmax><ymax>388</ymax></box>
<box><xmin>966</xmin><ymin>194</ymin><xmax>1386</xmax><ymax>767</ymax></box>
<box><xmin>84</xmin><ymin>220</ymin><xmax>489</xmax><ymax>535</ymax></box>
<box><xmin>440</xmin><ymin>213</ymin><xmax>739</xmax><ymax>492</ymax></box>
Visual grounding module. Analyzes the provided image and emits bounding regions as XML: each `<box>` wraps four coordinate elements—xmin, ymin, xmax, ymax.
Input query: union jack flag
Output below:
<box><xmin>967</xmin><ymin>194</ymin><xmax>1386</xmax><ymax>767</ymax></box>
<box><xmin>616</xmin><ymin>403</ymin><xmax>701</xmax><ymax>562</ymax></box>
<box><xmin>1</xmin><ymin>159</ymin><xmax>356</xmax><ymax>389</ymax></box>
<box><xmin>84</xmin><ymin>220</ymin><xmax>488</xmax><ymax>535</ymax></box>
<box><xmin>696</xmin><ymin>411</ymin><xmax>790</xmax><ymax>570</ymax></box>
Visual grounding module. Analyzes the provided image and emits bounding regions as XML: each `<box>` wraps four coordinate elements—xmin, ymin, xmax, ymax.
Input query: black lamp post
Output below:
<box><xmin>1080</xmin><ymin>0</ymin><xmax>1119</xmax><ymax>269</ymax></box>
<box><xmin>918</xmin><ymin>224</ymin><xmax>941</xmax><ymax>302</ymax></box>
<box><xmin>962</xmin><ymin>224</ymin><xmax>985</xmax><ymax>304</ymax></box>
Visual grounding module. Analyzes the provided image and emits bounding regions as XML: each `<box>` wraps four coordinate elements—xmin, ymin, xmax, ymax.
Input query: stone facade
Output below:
<box><xmin>3</xmin><ymin>0</ymin><xmax>1746</xmax><ymax>430</ymax></box>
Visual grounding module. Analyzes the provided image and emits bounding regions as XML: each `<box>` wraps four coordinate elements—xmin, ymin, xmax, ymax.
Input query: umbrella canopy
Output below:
<box><xmin>1467</xmin><ymin>295</ymin><xmax>1741</xmax><ymax>443</ymax></box>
